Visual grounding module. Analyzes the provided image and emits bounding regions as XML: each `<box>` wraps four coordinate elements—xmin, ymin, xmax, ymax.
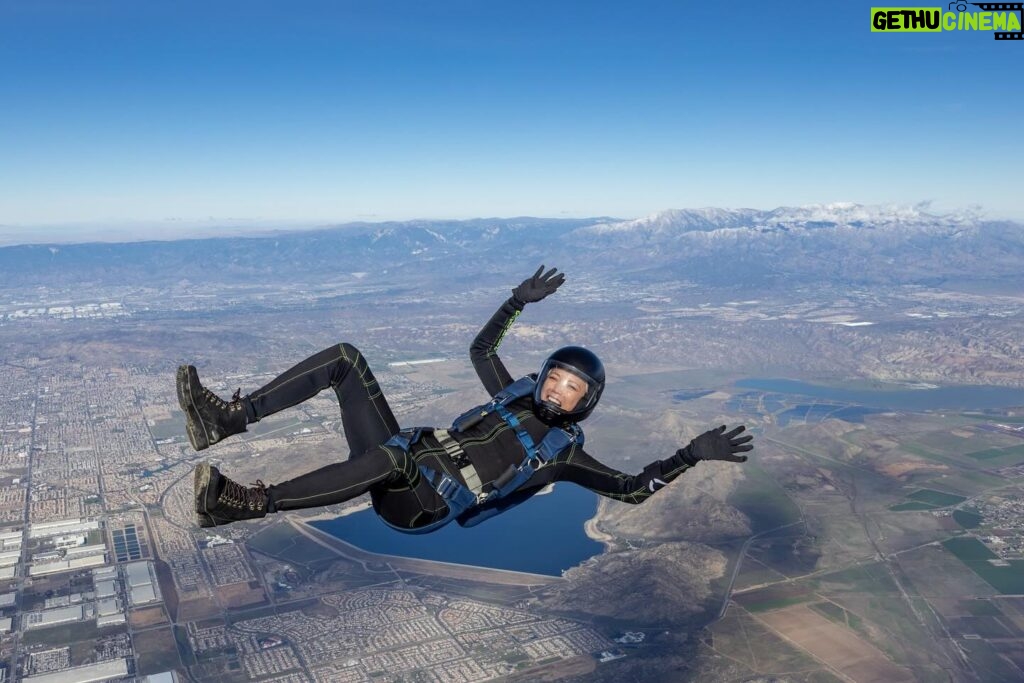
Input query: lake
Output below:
<box><xmin>311</xmin><ymin>482</ymin><xmax>603</xmax><ymax>577</ymax></box>
<box><xmin>734</xmin><ymin>378</ymin><xmax>1024</xmax><ymax>411</ymax></box>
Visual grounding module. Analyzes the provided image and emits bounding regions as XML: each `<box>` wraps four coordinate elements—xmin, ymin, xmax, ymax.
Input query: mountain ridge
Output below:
<box><xmin>1</xmin><ymin>204</ymin><xmax>1019</xmax><ymax>290</ymax></box>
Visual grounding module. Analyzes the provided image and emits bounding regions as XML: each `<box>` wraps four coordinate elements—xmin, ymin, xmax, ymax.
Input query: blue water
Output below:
<box><xmin>734</xmin><ymin>378</ymin><xmax>1024</xmax><ymax>411</ymax></box>
<box><xmin>672</xmin><ymin>389</ymin><xmax>714</xmax><ymax>401</ymax></box>
<box><xmin>311</xmin><ymin>483</ymin><xmax>603</xmax><ymax>577</ymax></box>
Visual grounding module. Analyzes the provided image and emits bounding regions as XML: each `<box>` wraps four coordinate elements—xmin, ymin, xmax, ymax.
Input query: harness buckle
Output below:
<box><xmin>435</xmin><ymin>475</ymin><xmax>458</xmax><ymax>498</ymax></box>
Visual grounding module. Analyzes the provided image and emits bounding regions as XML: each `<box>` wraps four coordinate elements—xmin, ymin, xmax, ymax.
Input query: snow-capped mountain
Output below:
<box><xmin>579</xmin><ymin>203</ymin><xmax>981</xmax><ymax>239</ymax></box>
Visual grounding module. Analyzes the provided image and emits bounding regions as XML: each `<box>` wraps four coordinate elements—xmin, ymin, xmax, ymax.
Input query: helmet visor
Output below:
<box><xmin>537</xmin><ymin>360</ymin><xmax>599</xmax><ymax>414</ymax></box>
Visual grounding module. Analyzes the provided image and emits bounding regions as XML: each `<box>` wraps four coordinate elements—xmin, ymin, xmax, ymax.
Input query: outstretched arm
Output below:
<box><xmin>553</xmin><ymin>425</ymin><xmax>753</xmax><ymax>504</ymax></box>
<box><xmin>470</xmin><ymin>266</ymin><xmax>565</xmax><ymax>396</ymax></box>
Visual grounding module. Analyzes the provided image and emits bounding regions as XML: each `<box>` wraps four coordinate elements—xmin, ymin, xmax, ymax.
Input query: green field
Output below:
<box><xmin>890</xmin><ymin>501</ymin><xmax>937</xmax><ymax>511</ymax></box>
<box><xmin>901</xmin><ymin>443</ymin><xmax>956</xmax><ymax>463</ymax></box>
<box><xmin>809</xmin><ymin>600</ymin><xmax>844</xmax><ymax>623</ymax></box>
<box><xmin>816</xmin><ymin>562</ymin><xmax>900</xmax><ymax>594</ymax></box>
<box><xmin>943</xmin><ymin>537</ymin><xmax>997</xmax><ymax>561</ymax></box>
<box><xmin>938</xmin><ymin>470</ymin><xmax>1009</xmax><ymax>491</ymax></box>
<box><xmin>966</xmin><ymin>448</ymin><xmax>1011</xmax><ymax>460</ymax></box>
<box><xmin>743</xmin><ymin>596</ymin><xmax>809</xmax><ymax>613</ymax></box>
<box><xmin>942</xmin><ymin>538</ymin><xmax>1024</xmax><ymax>594</ymax></box>
<box><xmin>964</xmin><ymin>444</ymin><xmax>1024</xmax><ymax>466</ymax></box>
<box><xmin>953</xmin><ymin>510</ymin><xmax>983</xmax><ymax>529</ymax></box>
<box><xmin>907</xmin><ymin>489</ymin><xmax>966</xmax><ymax>507</ymax></box>
<box><xmin>734</xmin><ymin>584</ymin><xmax>814</xmax><ymax>613</ymax></box>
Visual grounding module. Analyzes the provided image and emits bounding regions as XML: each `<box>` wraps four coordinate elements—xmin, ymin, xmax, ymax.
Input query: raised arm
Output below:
<box><xmin>470</xmin><ymin>266</ymin><xmax>566</xmax><ymax>396</ymax></box>
<box><xmin>554</xmin><ymin>425</ymin><xmax>753</xmax><ymax>504</ymax></box>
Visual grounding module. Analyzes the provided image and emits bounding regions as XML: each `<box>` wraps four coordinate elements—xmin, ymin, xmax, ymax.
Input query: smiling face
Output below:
<box><xmin>540</xmin><ymin>366</ymin><xmax>589</xmax><ymax>413</ymax></box>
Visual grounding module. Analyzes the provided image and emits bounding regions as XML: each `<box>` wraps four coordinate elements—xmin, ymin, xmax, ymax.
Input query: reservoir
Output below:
<box><xmin>311</xmin><ymin>483</ymin><xmax>604</xmax><ymax>577</ymax></box>
<box><xmin>734</xmin><ymin>378</ymin><xmax>1024</xmax><ymax>412</ymax></box>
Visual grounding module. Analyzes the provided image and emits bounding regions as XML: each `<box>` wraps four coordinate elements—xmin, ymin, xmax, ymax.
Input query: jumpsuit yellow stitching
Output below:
<box><xmin>273</xmin><ymin>464</ymin><xmax>393</xmax><ymax>506</ymax></box>
<box><xmin>343</xmin><ymin>345</ymin><xmax>395</xmax><ymax>437</ymax></box>
<box><xmin>248</xmin><ymin>354</ymin><xmax>343</xmax><ymax>402</ymax></box>
<box><xmin>484</xmin><ymin>308</ymin><xmax>519</xmax><ymax>384</ymax></box>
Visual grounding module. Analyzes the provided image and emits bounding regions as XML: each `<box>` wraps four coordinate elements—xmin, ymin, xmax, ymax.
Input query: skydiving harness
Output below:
<box><xmin>380</xmin><ymin>376</ymin><xmax>584</xmax><ymax>534</ymax></box>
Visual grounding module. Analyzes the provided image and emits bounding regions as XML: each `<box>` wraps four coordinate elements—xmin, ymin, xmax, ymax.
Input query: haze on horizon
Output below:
<box><xmin>1</xmin><ymin>0</ymin><xmax>1020</xmax><ymax>243</ymax></box>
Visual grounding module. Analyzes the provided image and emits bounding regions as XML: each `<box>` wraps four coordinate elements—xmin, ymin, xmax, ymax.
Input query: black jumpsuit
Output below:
<box><xmin>259</xmin><ymin>296</ymin><xmax>697</xmax><ymax>530</ymax></box>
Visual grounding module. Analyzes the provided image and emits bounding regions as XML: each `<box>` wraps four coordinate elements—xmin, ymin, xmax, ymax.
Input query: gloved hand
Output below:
<box><xmin>512</xmin><ymin>265</ymin><xmax>565</xmax><ymax>305</ymax></box>
<box><xmin>681</xmin><ymin>425</ymin><xmax>753</xmax><ymax>463</ymax></box>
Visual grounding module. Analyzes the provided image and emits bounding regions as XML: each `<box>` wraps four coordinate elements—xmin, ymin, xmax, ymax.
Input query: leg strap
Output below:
<box><xmin>433</xmin><ymin>429</ymin><xmax>485</xmax><ymax>500</ymax></box>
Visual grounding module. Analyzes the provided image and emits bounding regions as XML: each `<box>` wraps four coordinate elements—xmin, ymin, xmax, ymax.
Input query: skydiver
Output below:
<box><xmin>177</xmin><ymin>267</ymin><xmax>752</xmax><ymax>531</ymax></box>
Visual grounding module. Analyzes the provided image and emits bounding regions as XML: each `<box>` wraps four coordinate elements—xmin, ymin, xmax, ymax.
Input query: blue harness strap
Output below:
<box><xmin>378</xmin><ymin>377</ymin><xmax>584</xmax><ymax>534</ymax></box>
<box><xmin>377</xmin><ymin>428</ymin><xmax>481</xmax><ymax>535</ymax></box>
<box><xmin>456</xmin><ymin>409</ymin><xmax>581</xmax><ymax>528</ymax></box>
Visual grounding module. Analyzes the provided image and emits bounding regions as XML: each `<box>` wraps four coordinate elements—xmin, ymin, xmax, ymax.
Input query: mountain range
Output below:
<box><xmin>3</xmin><ymin>203</ymin><xmax>1021</xmax><ymax>290</ymax></box>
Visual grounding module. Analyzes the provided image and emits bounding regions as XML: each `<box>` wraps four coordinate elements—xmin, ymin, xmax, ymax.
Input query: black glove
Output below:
<box><xmin>680</xmin><ymin>425</ymin><xmax>752</xmax><ymax>464</ymax></box>
<box><xmin>512</xmin><ymin>265</ymin><xmax>565</xmax><ymax>305</ymax></box>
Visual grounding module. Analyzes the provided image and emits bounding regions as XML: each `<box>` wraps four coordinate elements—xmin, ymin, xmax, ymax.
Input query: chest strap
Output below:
<box><xmin>433</xmin><ymin>429</ymin><xmax>485</xmax><ymax>499</ymax></box>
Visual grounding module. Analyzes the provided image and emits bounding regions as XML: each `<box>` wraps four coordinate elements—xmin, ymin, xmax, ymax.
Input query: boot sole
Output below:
<box><xmin>195</xmin><ymin>462</ymin><xmax>216</xmax><ymax>528</ymax></box>
<box><xmin>177</xmin><ymin>365</ymin><xmax>210</xmax><ymax>451</ymax></box>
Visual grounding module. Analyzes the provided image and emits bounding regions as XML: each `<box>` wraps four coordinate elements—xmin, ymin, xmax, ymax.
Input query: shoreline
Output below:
<box><xmin>582</xmin><ymin>497</ymin><xmax>615</xmax><ymax>551</ymax></box>
<box><xmin>289</xmin><ymin>517</ymin><xmax>563</xmax><ymax>586</ymax></box>
<box><xmin>296</xmin><ymin>486</ymin><xmax>618</xmax><ymax>557</ymax></box>
<box><xmin>293</xmin><ymin>500</ymin><xmax>373</xmax><ymax>523</ymax></box>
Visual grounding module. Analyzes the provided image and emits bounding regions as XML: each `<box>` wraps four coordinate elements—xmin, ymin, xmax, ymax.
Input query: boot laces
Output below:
<box><xmin>200</xmin><ymin>384</ymin><xmax>228</xmax><ymax>410</ymax></box>
<box><xmin>200</xmin><ymin>385</ymin><xmax>242</xmax><ymax>411</ymax></box>
<box><xmin>220</xmin><ymin>478</ymin><xmax>268</xmax><ymax>511</ymax></box>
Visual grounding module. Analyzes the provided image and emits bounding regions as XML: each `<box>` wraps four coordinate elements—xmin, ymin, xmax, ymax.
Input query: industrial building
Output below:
<box><xmin>96</xmin><ymin>597</ymin><xmax>120</xmax><ymax>616</ymax></box>
<box><xmin>23</xmin><ymin>604</ymin><xmax>85</xmax><ymax>629</ymax></box>
<box><xmin>144</xmin><ymin>673</ymin><xmax>178</xmax><ymax>683</ymax></box>
<box><xmin>52</xmin><ymin>534</ymin><xmax>86</xmax><ymax>549</ymax></box>
<box><xmin>93</xmin><ymin>565</ymin><xmax>117</xmax><ymax>580</ymax></box>
<box><xmin>0</xmin><ymin>550</ymin><xmax>21</xmax><ymax>567</ymax></box>
<box><xmin>126</xmin><ymin>560</ymin><xmax>161</xmax><ymax>606</ymax></box>
<box><xmin>96</xmin><ymin>611</ymin><xmax>125</xmax><ymax>627</ymax></box>
<box><xmin>29</xmin><ymin>553</ymin><xmax>106</xmax><ymax>576</ymax></box>
<box><xmin>94</xmin><ymin>578</ymin><xmax>118</xmax><ymax>598</ymax></box>
<box><xmin>126</xmin><ymin>561</ymin><xmax>153</xmax><ymax>586</ymax></box>
<box><xmin>0</xmin><ymin>529</ymin><xmax>22</xmax><ymax>550</ymax></box>
<box><xmin>21</xmin><ymin>658</ymin><xmax>128</xmax><ymax>683</ymax></box>
<box><xmin>29</xmin><ymin>518</ymin><xmax>99</xmax><ymax>539</ymax></box>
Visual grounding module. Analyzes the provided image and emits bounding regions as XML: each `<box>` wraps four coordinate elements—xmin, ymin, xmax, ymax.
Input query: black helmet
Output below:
<box><xmin>532</xmin><ymin>346</ymin><xmax>605</xmax><ymax>427</ymax></box>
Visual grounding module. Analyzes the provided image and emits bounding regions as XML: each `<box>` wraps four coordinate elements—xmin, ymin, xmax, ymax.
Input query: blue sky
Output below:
<box><xmin>1</xmin><ymin>0</ymin><xmax>1020</xmax><ymax>240</ymax></box>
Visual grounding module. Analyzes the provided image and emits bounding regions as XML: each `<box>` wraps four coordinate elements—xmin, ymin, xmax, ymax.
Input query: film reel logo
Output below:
<box><xmin>953</xmin><ymin>2</ymin><xmax>1023</xmax><ymax>39</ymax></box>
<box><xmin>872</xmin><ymin>4</ymin><xmax>1022</xmax><ymax>39</ymax></box>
